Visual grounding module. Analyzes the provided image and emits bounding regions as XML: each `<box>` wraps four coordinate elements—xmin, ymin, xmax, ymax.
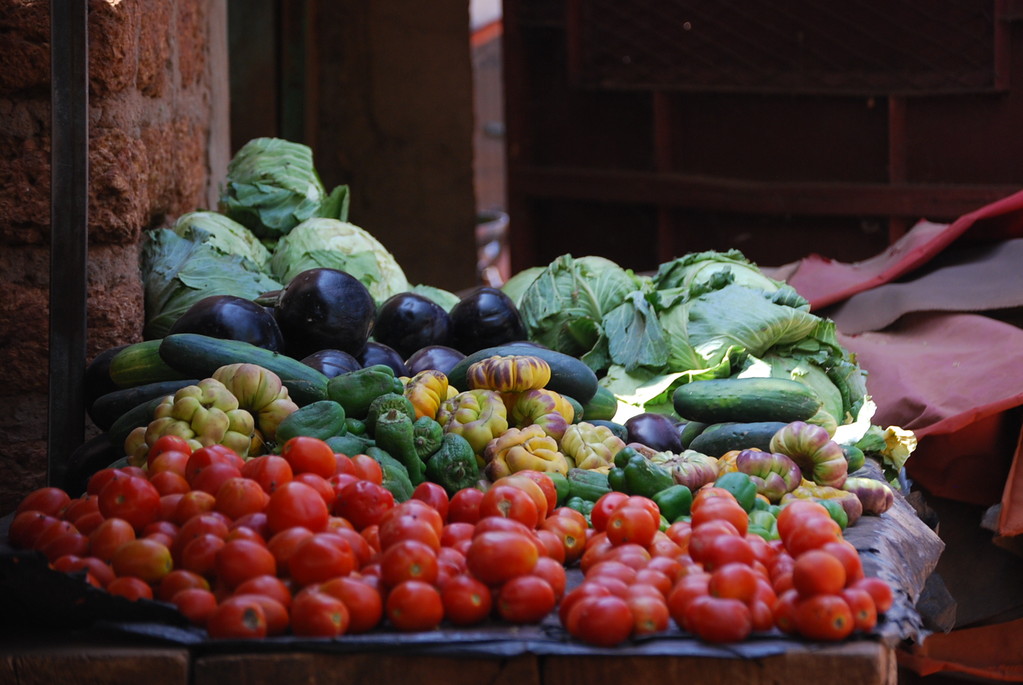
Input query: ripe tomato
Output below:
<box><xmin>645</xmin><ymin>555</ymin><xmax>685</xmax><ymax>585</ymax></box>
<box><xmin>782</xmin><ymin>515</ymin><xmax>843</xmax><ymax>557</ymax></box>
<box><xmin>266</xmin><ymin>526</ymin><xmax>314</xmax><ymax>576</ymax></box>
<box><xmin>775</xmin><ymin>499</ymin><xmax>832</xmax><ymax>540</ymax></box>
<box><xmin>531</xmin><ymin>555</ymin><xmax>567</xmax><ymax>600</ymax></box>
<box><xmin>288</xmin><ymin>532</ymin><xmax>358</xmax><ymax>587</ymax></box>
<box><xmin>148</xmin><ymin>470</ymin><xmax>191</xmax><ymax>496</ymax></box>
<box><xmin>666</xmin><ymin>572</ymin><xmax>711</xmax><ymax>626</ymax></box>
<box><xmin>496</xmin><ymin>574</ymin><xmax>556</xmax><ymax>623</ymax></box>
<box><xmin>447</xmin><ymin>487</ymin><xmax>485</xmax><ymax>524</ymax></box>
<box><xmin>491</xmin><ymin>474</ymin><xmax>550</xmax><ymax>520</ymax></box>
<box><xmin>821</xmin><ymin>539</ymin><xmax>865</xmax><ymax>584</ymax></box>
<box><xmin>234</xmin><ymin>574</ymin><xmax>293</xmax><ymax>609</ymax></box>
<box><xmin>411</xmin><ymin>481</ymin><xmax>450</xmax><ymax>522</ymax></box>
<box><xmin>174</xmin><ymin>513</ymin><xmax>230</xmax><ymax>557</ymax></box>
<box><xmin>266</xmin><ymin>480</ymin><xmax>331</xmax><ymax>534</ymax></box>
<box><xmin>98</xmin><ymin>474</ymin><xmax>161</xmax><ymax>532</ymax></box>
<box><xmin>690</xmin><ymin>497</ymin><xmax>748</xmax><ymax>536</ymax></box>
<box><xmin>685</xmin><ymin>595</ymin><xmax>753</xmax><ymax>643</ymax></box>
<box><xmin>841</xmin><ymin>586</ymin><xmax>878</xmax><ymax>632</ymax></box>
<box><xmin>111</xmin><ymin>538</ymin><xmax>173</xmax><ymax>584</ymax></box>
<box><xmin>627</xmin><ymin>593</ymin><xmax>670</xmax><ymax>636</ymax></box>
<box><xmin>326</xmin><ymin>526</ymin><xmax>375</xmax><ymax>567</ymax></box>
<box><xmin>148</xmin><ymin>450</ymin><xmax>191</xmax><ymax>478</ymax></box>
<box><xmin>534</xmin><ymin>528</ymin><xmax>566</xmax><ymax>563</ymax></box>
<box><xmin>773</xmin><ymin>587</ymin><xmax>801</xmax><ymax>634</ymax></box>
<box><xmin>290</xmin><ymin>589</ymin><xmax>350</xmax><ymax>637</ymax></box>
<box><xmin>505</xmin><ymin>469</ymin><xmax>558</xmax><ymax>514</ymax></box>
<box><xmin>157</xmin><ymin>568</ymin><xmax>211</xmax><ymax>601</ymax></box>
<box><xmin>440</xmin><ymin>573</ymin><xmax>492</xmax><ymax>626</ymax></box>
<box><xmin>478</xmin><ymin>483</ymin><xmax>540</xmax><ymax>529</ymax></box>
<box><xmin>8</xmin><ymin>511</ymin><xmax>60</xmax><ymax>549</ymax></box>
<box><xmin>106</xmin><ymin>576</ymin><xmax>155</xmax><ymax>601</ymax></box>
<box><xmin>16</xmin><ymin>486</ymin><xmax>71</xmax><ymax>517</ymax></box>
<box><xmin>851</xmin><ymin>576</ymin><xmax>894</xmax><ymax>614</ymax></box>
<box><xmin>280</xmin><ymin>436</ymin><xmax>337</xmax><ymax>477</ymax></box>
<box><xmin>378</xmin><ymin>500</ymin><xmax>444</xmax><ymax>544</ymax></box>
<box><xmin>214</xmin><ymin>538</ymin><xmax>277</xmax><ymax>588</ymax></box>
<box><xmin>240</xmin><ymin>455</ymin><xmax>294</xmax><ymax>494</ymax></box>
<box><xmin>604</xmin><ymin>504</ymin><xmax>659</xmax><ymax>548</ymax></box>
<box><xmin>385</xmin><ymin>579</ymin><xmax>444</xmax><ymax>632</ymax></box>
<box><xmin>794</xmin><ymin>593</ymin><xmax>855</xmax><ymax>641</ymax></box>
<box><xmin>170</xmin><ymin>490</ymin><xmax>218</xmax><ymax>525</ymax></box>
<box><xmin>707</xmin><ymin>562</ymin><xmax>760</xmax><ymax>603</ymax></box>
<box><xmin>539</xmin><ymin>513</ymin><xmax>587</xmax><ymax>564</ymax></box>
<box><xmin>466</xmin><ymin>529</ymin><xmax>540</xmax><ymax>585</ymax></box>
<box><xmin>587</xmin><ymin>559</ymin><xmax>638</xmax><ymax>586</ymax></box>
<box><xmin>379</xmin><ymin>538</ymin><xmax>440</xmax><ymax>588</ymax></box>
<box><xmin>589</xmin><ymin>492</ymin><xmax>630</xmax><ymax>532</ymax></box>
<box><xmin>318</xmin><ymin>575</ymin><xmax>384</xmax><ymax>633</ymax></box>
<box><xmin>440</xmin><ymin>521</ymin><xmax>476</xmax><ymax>548</ymax></box>
<box><xmin>691</xmin><ymin>486</ymin><xmax>738</xmax><ymax>512</ymax></box>
<box><xmin>53</xmin><ymin>554</ymin><xmax>116</xmax><ymax>588</ymax></box>
<box><xmin>40</xmin><ymin>529</ymin><xmax>90</xmax><ymax>562</ymax></box>
<box><xmin>293</xmin><ymin>472</ymin><xmax>337</xmax><ymax>510</ymax></box>
<box><xmin>63</xmin><ymin>495</ymin><xmax>100</xmax><ymax>524</ymax></box>
<box><xmin>185</xmin><ymin>445</ymin><xmax>244</xmax><ymax>481</ymax></box>
<box><xmin>692</xmin><ymin>528</ymin><xmax>755</xmax><ymax>571</ymax></box>
<box><xmin>147</xmin><ymin>434</ymin><xmax>192</xmax><ymax>462</ymax></box>
<box><xmin>89</xmin><ymin>517</ymin><xmax>137</xmax><ymax>563</ymax></box>
<box><xmin>334</xmin><ymin>480</ymin><xmax>395</xmax><ymax>531</ymax></box>
<box><xmin>558</xmin><ymin>581</ymin><xmax>612</xmax><ymax>625</ymax></box>
<box><xmin>178</xmin><ymin>533</ymin><xmax>225</xmax><ymax>577</ymax></box>
<box><xmin>206</xmin><ymin>594</ymin><xmax>268</xmax><ymax>639</ymax></box>
<box><xmin>169</xmin><ymin>587</ymin><xmax>218</xmax><ymax>626</ymax></box>
<box><xmin>349</xmin><ymin>453</ymin><xmax>384</xmax><ymax>485</ymax></box>
<box><xmin>564</xmin><ymin>594</ymin><xmax>634</xmax><ymax>647</ymax></box>
<box><xmin>792</xmin><ymin>549</ymin><xmax>847</xmax><ymax>598</ymax></box>
<box><xmin>188</xmin><ymin>461</ymin><xmax>243</xmax><ymax>496</ymax></box>
<box><xmin>214</xmin><ymin>477</ymin><xmax>270</xmax><ymax>521</ymax></box>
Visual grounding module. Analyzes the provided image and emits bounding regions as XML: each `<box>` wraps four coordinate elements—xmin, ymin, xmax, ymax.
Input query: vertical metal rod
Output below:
<box><xmin>49</xmin><ymin>0</ymin><xmax>90</xmax><ymax>488</ymax></box>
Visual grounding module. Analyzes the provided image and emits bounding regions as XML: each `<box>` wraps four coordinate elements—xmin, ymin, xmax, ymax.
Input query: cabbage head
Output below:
<box><xmin>172</xmin><ymin>211</ymin><xmax>272</xmax><ymax>271</ymax></box>
<box><xmin>269</xmin><ymin>218</ymin><xmax>410</xmax><ymax>302</ymax></box>
<box><xmin>218</xmin><ymin>137</ymin><xmax>349</xmax><ymax>241</ymax></box>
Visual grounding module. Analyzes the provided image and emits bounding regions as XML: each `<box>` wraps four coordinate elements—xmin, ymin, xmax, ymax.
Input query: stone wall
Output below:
<box><xmin>0</xmin><ymin>0</ymin><xmax>229</xmax><ymax>514</ymax></box>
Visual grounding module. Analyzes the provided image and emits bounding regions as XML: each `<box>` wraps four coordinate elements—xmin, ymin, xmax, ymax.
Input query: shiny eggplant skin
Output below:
<box><xmin>273</xmin><ymin>268</ymin><xmax>376</xmax><ymax>359</ymax></box>
<box><xmin>448</xmin><ymin>286</ymin><xmax>527</xmax><ymax>355</ymax></box>
<box><xmin>405</xmin><ymin>345</ymin><xmax>466</xmax><ymax>376</ymax></box>
<box><xmin>301</xmin><ymin>349</ymin><xmax>362</xmax><ymax>378</ymax></box>
<box><xmin>168</xmin><ymin>294</ymin><xmax>285</xmax><ymax>351</ymax></box>
<box><xmin>625</xmin><ymin>412</ymin><xmax>683</xmax><ymax>453</ymax></box>
<box><xmin>373</xmin><ymin>292</ymin><xmax>452</xmax><ymax>359</ymax></box>
<box><xmin>358</xmin><ymin>341</ymin><xmax>410</xmax><ymax>377</ymax></box>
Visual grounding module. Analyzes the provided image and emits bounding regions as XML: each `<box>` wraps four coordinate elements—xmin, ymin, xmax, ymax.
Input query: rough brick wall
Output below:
<box><xmin>0</xmin><ymin>0</ymin><xmax>228</xmax><ymax>514</ymax></box>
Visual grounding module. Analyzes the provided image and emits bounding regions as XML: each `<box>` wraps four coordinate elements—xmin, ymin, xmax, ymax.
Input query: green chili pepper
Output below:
<box><xmin>424</xmin><ymin>433</ymin><xmax>479</xmax><ymax>496</ymax></box>
<box><xmin>373</xmin><ymin>408</ymin><xmax>425</xmax><ymax>485</ymax></box>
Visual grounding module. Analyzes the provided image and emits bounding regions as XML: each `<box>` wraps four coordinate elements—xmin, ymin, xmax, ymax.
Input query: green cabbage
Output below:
<box><xmin>409</xmin><ymin>284</ymin><xmax>461</xmax><ymax>312</ymax></box>
<box><xmin>269</xmin><ymin>218</ymin><xmax>410</xmax><ymax>302</ymax></box>
<box><xmin>172</xmin><ymin>211</ymin><xmax>272</xmax><ymax>271</ymax></box>
<box><xmin>218</xmin><ymin>137</ymin><xmax>349</xmax><ymax>241</ymax></box>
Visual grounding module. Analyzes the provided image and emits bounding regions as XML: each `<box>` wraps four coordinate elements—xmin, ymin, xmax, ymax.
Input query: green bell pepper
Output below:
<box><xmin>424</xmin><ymin>433</ymin><xmax>480</xmax><ymax>496</ymax></box>
<box><xmin>714</xmin><ymin>471</ymin><xmax>759</xmax><ymax>513</ymax></box>
<box><xmin>622</xmin><ymin>452</ymin><xmax>675</xmax><ymax>499</ymax></box>
<box><xmin>652</xmin><ymin>484</ymin><xmax>692</xmax><ymax>523</ymax></box>
<box><xmin>326</xmin><ymin>365</ymin><xmax>404</xmax><ymax>420</ymax></box>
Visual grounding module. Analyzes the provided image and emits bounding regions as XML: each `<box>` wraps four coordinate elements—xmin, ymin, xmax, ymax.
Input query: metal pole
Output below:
<box><xmin>49</xmin><ymin>0</ymin><xmax>90</xmax><ymax>489</ymax></box>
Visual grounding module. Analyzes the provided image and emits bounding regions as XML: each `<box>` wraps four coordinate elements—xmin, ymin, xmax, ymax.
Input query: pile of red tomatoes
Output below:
<box><xmin>5</xmin><ymin>435</ymin><xmax>893</xmax><ymax>645</ymax></box>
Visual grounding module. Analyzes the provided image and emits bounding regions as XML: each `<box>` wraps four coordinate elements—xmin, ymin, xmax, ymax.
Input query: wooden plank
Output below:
<box><xmin>509</xmin><ymin>165</ymin><xmax>1021</xmax><ymax>220</ymax></box>
<box><xmin>0</xmin><ymin>642</ymin><xmax>189</xmax><ymax>685</ymax></box>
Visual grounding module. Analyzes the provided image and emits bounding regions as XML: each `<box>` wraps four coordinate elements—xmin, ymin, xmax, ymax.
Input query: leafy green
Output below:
<box><xmin>140</xmin><ymin>228</ymin><xmax>282</xmax><ymax>339</ymax></box>
<box><xmin>218</xmin><ymin>137</ymin><xmax>349</xmax><ymax>241</ymax></box>
<box><xmin>269</xmin><ymin>218</ymin><xmax>410</xmax><ymax>303</ymax></box>
<box><xmin>410</xmin><ymin>284</ymin><xmax>461</xmax><ymax>312</ymax></box>
<box><xmin>172</xmin><ymin>211</ymin><xmax>272</xmax><ymax>271</ymax></box>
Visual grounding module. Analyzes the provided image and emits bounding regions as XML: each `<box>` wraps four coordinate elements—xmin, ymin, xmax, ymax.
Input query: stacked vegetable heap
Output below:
<box><xmin>8</xmin><ymin>138</ymin><xmax>915</xmax><ymax>646</ymax></box>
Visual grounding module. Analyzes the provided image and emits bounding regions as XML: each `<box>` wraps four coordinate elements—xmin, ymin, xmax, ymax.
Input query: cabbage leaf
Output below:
<box><xmin>172</xmin><ymin>211</ymin><xmax>272</xmax><ymax>271</ymax></box>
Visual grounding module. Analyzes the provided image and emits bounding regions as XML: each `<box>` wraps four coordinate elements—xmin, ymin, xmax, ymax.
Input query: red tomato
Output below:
<box><xmin>821</xmin><ymin>539</ymin><xmax>865</xmax><ymax>585</ymax></box>
<box><xmin>792</xmin><ymin>549</ymin><xmax>847</xmax><ymax>598</ymax></box>
<box><xmin>558</xmin><ymin>581</ymin><xmax>612</xmax><ymax>625</ymax></box>
<box><xmin>266</xmin><ymin>480</ymin><xmax>331</xmax><ymax>534</ymax></box>
<box><xmin>379</xmin><ymin>538</ymin><xmax>439</xmax><ymax>588</ymax></box>
<box><xmin>539</xmin><ymin>513</ymin><xmax>588</xmax><ymax>564</ymax></box>
<box><xmin>773</xmin><ymin>587</ymin><xmax>801</xmax><ymax>634</ymax></box>
<box><xmin>509</xmin><ymin>470</ymin><xmax>558</xmax><ymax>514</ymax></box>
<box><xmin>8</xmin><ymin>510</ymin><xmax>60</xmax><ymax>549</ymax></box>
<box><xmin>491</xmin><ymin>474</ymin><xmax>550</xmax><ymax>521</ymax></box>
<box><xmin>530</xmin><ymin>555</ymin><xmax>567</xmax><ymax>600</ymax></box>
<box><xmin>604</xmin><ymin>504</ymin><xmax>659</xmax><ymax>548</ymax></box>
<box><xmin>565</xmin><ymin>594</ymin><xmax>634</xmax><ymax>647</ymax></box>
<box><xmin>326</xmin><ymin>526</ymin><xmax>375</xmax><ymax>568</ymax></box>
<box><xmin>280</xmin><ymin>436</ymin><xmax>338</xmax><ymax>478</ymax></box>
<box><xmin>178</xmin><ymin>533</ymin><xmax>225</xmax><ymax>577</ymax></box>
<box><xmin>686</xmin><ymin>519</ymin><xmax>741</xmax><ymax>563</ymax></box>
<box><xmin>440</xmin><ymin>521</ymin><xmax>476</xmax><ymax>548</ymax></box>
<box><xmin>440</xmin><ymin>573</ymin><xmax>492</xmax><ymax>626</ymax></box>
<box><xmin>775</xmin><ymin>499</ymin><xmax>832</xmax><ymax>540</ymax></box>
<box><xmin>106</xmin><ymin>576</ymin><xmax>154</xmax><ymax>601</ymax></box>
<box><xmin>685</xmin><ymin>595</ymin><xmax>753</xmax><ymax>643</ymax></box>
<box><xmin>697</xmin><ymin>533</ymin><xmax>756</xmax><ymax>571</ymax></box>
<box><xmin>666</xmin><ymin>572</ymin><xmax>711</xmax><ymax>626</ymax></box>
<box><xmin>850</xmin><ymin>576</ymin><xmax>894</xmax><ymax>614</ymax></box>
<box><xmin>288</xmin><ymin>532</ymin><xmax>358</xmax><ymax>587</ymax></box>
<box><xmin>16</xmin><ymin>486</ymin><xmax>71</xmax><ymax>517</ymax></box>
<box><xmin>691</xmin><ymin>486</ymin><xmax>738</xmax><ymax>512</ymax></box>
<box><xmin>794</xmin><ymin>593</ymin><xmax>855</xmax><ymax>641</ymax></box>
<box><xmin>293</xmin><ymin>472</ymin><xmax>337</xmax><ymax>510</ymax></box>
<box><xmin>98</xmin><ymin>474</ymin><xmax>161</xmax><ymax>532</ymax></box>
<box><xmin>691</xmin><ymin>497</ymin><xmax>748</xmax><ymax>536</ymax></box>
<box><xmin>465</xmin><ymin>530</ymin><xmax>540</xmax><ymax>586</ymax></box>
<box><xmin>111</xmin><ymin>538</ymin><xmax>173</xmax><ymax>584</ymax></box>
<box><xmin>496</xmin><ymin>574</ymin><xmax>556</xmax><ymax>623</ymax></box>
<box><xmin>385</xmin><ymin>579</ymin><xmax>444</xmax><ymax>632</ymax></box>
<box><xmin>333</xmin><ymin>453</ymin><xmax>356</xmax><ymax>476</ymax></box>
<box><xmin>169</xmin><ymin>587</ymin><xmax>218</xmax><ymax>626</ymax></box>
<box><xmin>349</xmin><ymin>454</ymin><xmax>384</xmax><ymax>485</ymax></box>
<box><xmin>214</xmin><ymin>538</ymin><xmax>277</xmax><ymax>588</ymax></box>
<box><xmin>185</xmin><ymin>445</ymin><xmax>244</xmax><ymax>480</ymax></box>
<box><xmin>589</xmin><ymin>492</ymin><xmax>630</xmax><ymax>532</ymax></box>
<box><xmin>783</xmin><ymin>515</ymin><xmax>844</xmax><ymax>557</ymax></box>
<box><xmin>214</xmin><ymin>477</ymin><xmax>270</xmax><ymax>521</ymax></box>
<box><xmin>478</xmin><ymin>483</ymin><xmax>540</xmax><ymax>529</ymax></box>
<box><xmin>645</xmin><ymin>555</ymin><xmax>686</xmax><ymax>585</ymax></box>
<box><xmin>174</xmin><ymin>513</ymin><xmax>230</xmax><ymax>558</ymax></box>
<box><xmin>587</xmin><ymin>559</ymin><xmax>638</xmax><ymax>586</ymax></box>
<box><xmin>157</xmin><ymin>568</ymin><xmax>211</xmax><ymax>601</ymax></box>
<box><xmin>240</xmin><ymin>455</ymin><xmax>294</xmax><ymax>494</ymax></box>
<box><xmin>170</xmin><ymin>490</ymin><xmax>217</xmax><ymax>526</ymax></box>
<box><xmin>664</xmin><ymin>520</ymin><xmax>693</xmax><ymax>552</ymax></box>
<box><xmin>188</xmin><ymin>462</ymin><xmax>243</xmax><ymax>496</ymax></box>
<box><xmin>534</xmin><ymin>528</ymin><xmax>566</xmax><ymax>563</ymax></box>
<box><xmin>206</xmin><ymin>594</ymin><xmax>268</xmax><ymax>639</ymax></box>
<box><xmin>148</xmin><ymin>470</ymin><xmax>191</xmax><ymax>496</ymax></box>
<box><xmin>627</xmin><ymin>593</ymin><xmax>670</xmax><ymax>636</ymax></box>
<box><xmin>40</xmin><ymin>529</ymin><xmax>90</xmax><ymax>562</ymax></box>
<box><xmin>147</xmin><ymin>435</ymin><xmax>192</xmax><ymax>466</ymax></box>
<box><xmin>447</xmin><ymin>487</ymin><xmax>485</xmax><ymax>524</ymax></box>
<box><xmin>333</xmin><ymin>480</ymin><xmax>395</xmax><ymax>531</ymax></box>
<box><xmin>290</xmin><ymin>589</ymin><xmax>350</xmax><ymax>637</ymax></box>
<box><xmin>411</xmin><ymin>481</ymin><xmax>450</xmax><ymax>521</ymax></box>
<box><xmin>233</xmin><ymin>574</ymin><xmax>293</xmax><ymax>609</ymax></box>
<box><xmin>318</xmin><ymin>575</ymin><xmax>384</xmax><ymax>633</ymax></box>
<box><xmin>379</xmin><ymin>499</ymin><xmax>444</xmax><ymax>541</ymax></box>
<box><xmin>52</xmin><ymin>554</ymin><xmax>116</xmax><ymax>588</ymax></box>
<box><xmin>89</xmin><ymin>517</ymin><xmax>137</xmax><ymax>563</ymax></box>
<box><xmin>841</xmin><ymin>586</ymin><xmax>878</xmax><ymax>632</ymax></box>
<box><xmin>62</xmin><ymin>495</ymin><xmax>100</xmax><ymax>524</ymax></box>
<box><xmin>148</xmin><ymin>450</ymin><xmax>190</xmax><ymax>478</ymax></box>
<box><xmin>241</xmin><ymin>592</ymin><xmax>290</xmax><ymax>636</ymax></box>
<box><xmin>266</xmin><ymin>526</ymin><xmax>314</xmax><ymax>576</ymax></box>
<box><xmin>707</xmin><ymin>562</ymin><xmax>760</xmax><ymax>603</ymax></box>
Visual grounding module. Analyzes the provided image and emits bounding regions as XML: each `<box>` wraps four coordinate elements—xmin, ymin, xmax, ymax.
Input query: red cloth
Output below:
<box><xmin>777</xmin><ymin>189</ymin><xmax>1023</xmax><ymax>535</ymax></box>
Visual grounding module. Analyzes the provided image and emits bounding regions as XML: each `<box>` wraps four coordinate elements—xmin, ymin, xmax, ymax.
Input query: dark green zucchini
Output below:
<box><xmin>687</xmin><ymin>421</ymin><xmax>789</xmax><ymax>457</ymax></box>
<box><xmin>579</xmin><ymin>384</ymin><xmax>619</xmax><ymax>422</ymax></box>
<box><xmin>107</xmin><ymin>395</ymin><xmax>170</xmax><ymax>454</ymax></box>
<box><xmin>108</xmin><ymin>339</ymin><xmax>192</xmax><ymax>388</ymax></box>
<box><xmin>88</xmin><ymin>378</ymin><xmax>199</xmax><ymax>431</ymax></box>
<box><xmin>672</xmin><ymin>377</ymin><xmax>822</xmax><ymax>424</ymax></box>
<box><xmin>446</xmin><ymin>343</ymin><xmax>599</xmax><ymax>403</ymax></box>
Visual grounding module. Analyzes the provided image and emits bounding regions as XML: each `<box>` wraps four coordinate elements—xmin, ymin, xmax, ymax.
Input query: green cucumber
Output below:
<box><xmin>158</xmin><ymin>333</ymin><xmax>329</xmax><ymax>405</ymax></box>
<box><xmin>587</xmin><ymin>419</ymin><xmax>628</xmax><ymax>442</ymax></box>
<box><xmin>566</xmin><ymin>467</ymin><xmax>611</xmax><ymax>502</ymax></box>
<box><xmin>447</xmin><ymin>343</ymin><xmax>599</xmax><ymax>403</ymax></box>
<box><xmin>672</xmin><ymin>377</ymin><xmax>822</xmax><ymax>424</ymax></box>
<box><xmin>108</xmin><ymin>339</ymin><xmax>192</xmax><ymax>388</ymax></box>
<box><xmin>88</xmin><ymin>378</ymin><xmax>199</xmax><ymax>431</ymax></box>
<box><xmin>580</xmin><ymin>384</ymin><xmax>619</xmax><ymax>422</ymax></box>
<box><xmin>687</xmin><ymin>421</ymin><xmax>788</xmax><ymax>457</ymax></box>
